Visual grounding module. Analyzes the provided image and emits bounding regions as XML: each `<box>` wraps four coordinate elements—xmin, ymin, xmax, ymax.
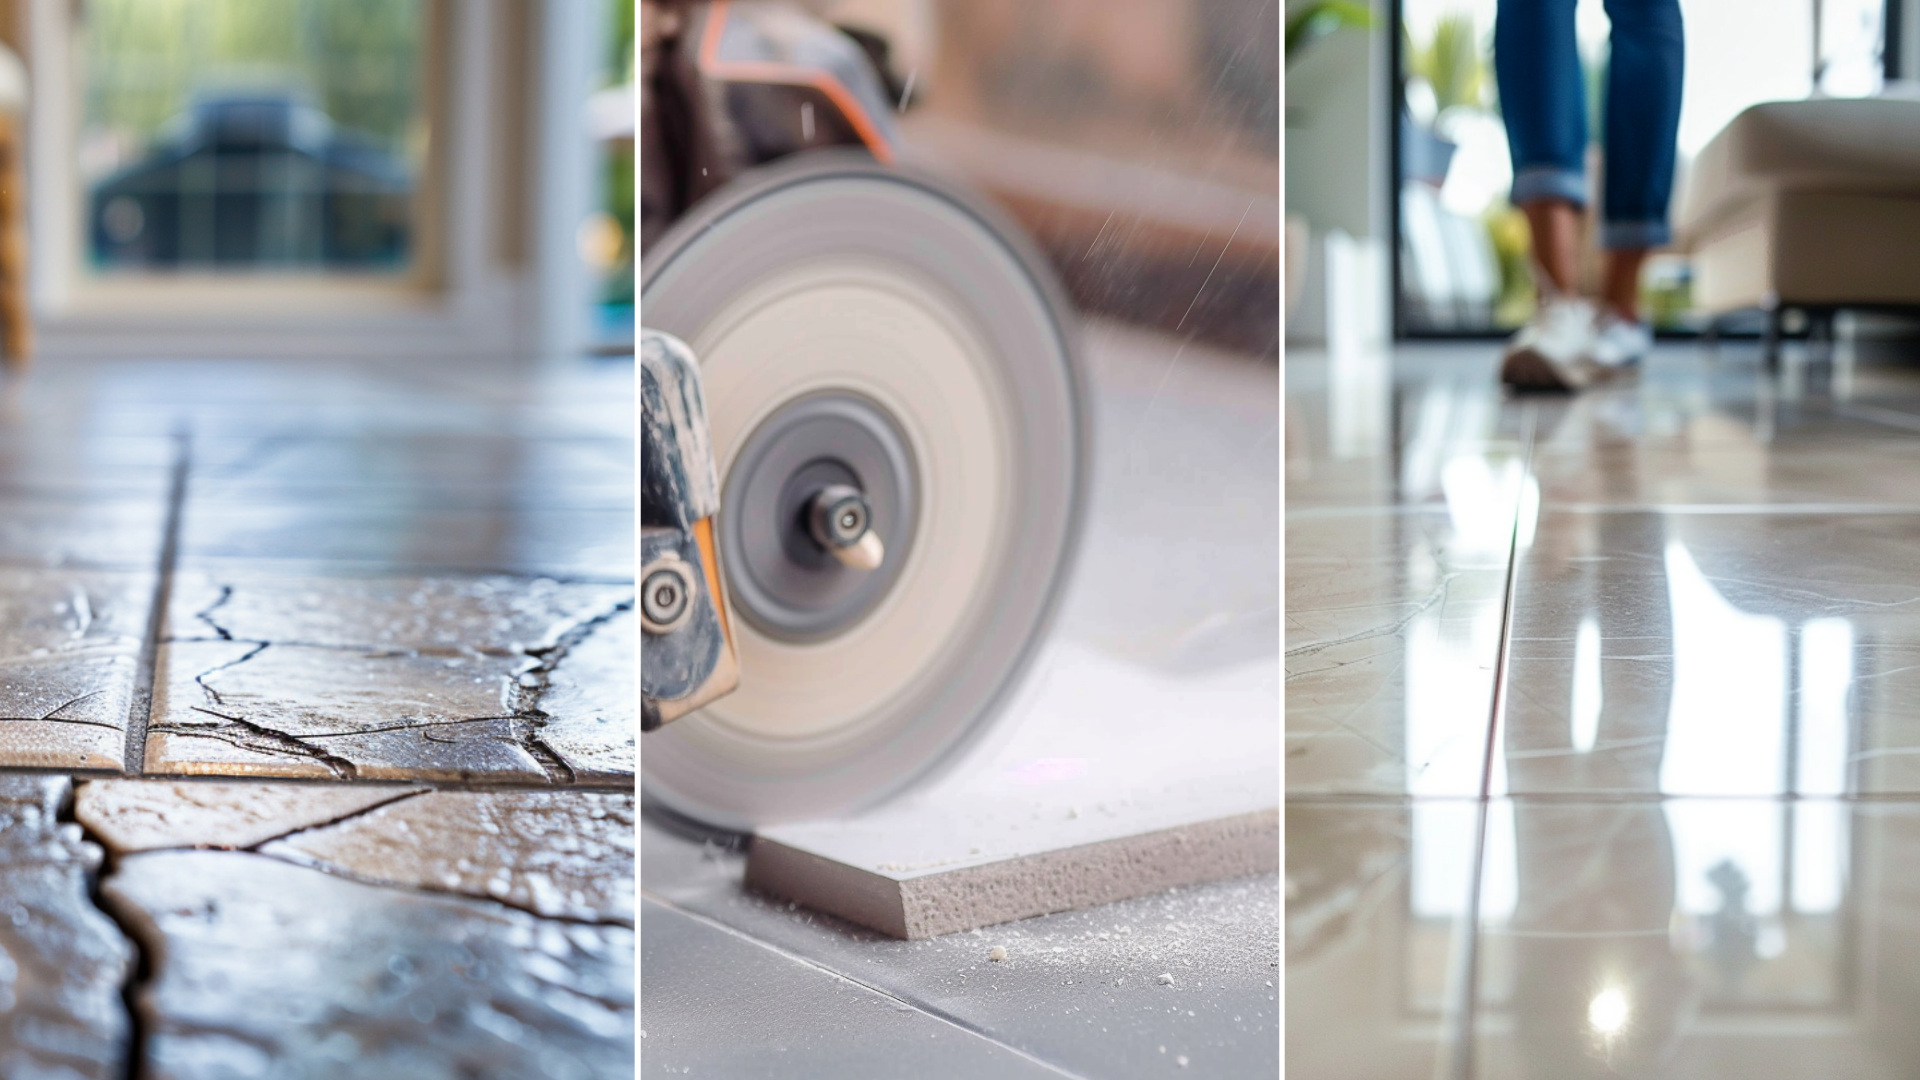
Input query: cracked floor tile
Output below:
<box><xmin>148</xmin><ymin>639</ymin><xmax>551</xmax><ymax>782</ymax></box>
<box><xmin>261</xmin><ymin>789</ymin><xmax>634</xmax><ymax>925</ymax></box>
<box><xmin>166</xmin><ymin>569</ymin><xmax>631</xmax><ymax>651</ymax></box>
<box><xmin>527</xmin><ymin>605</ymin><xmax>634</xmax><ymax>784</ymax></box>
<box><xmin>0</xmin><ymin>568</ymin><xmax>154</xmax><ymax>771</ymax></box>
<box><xmin>75</xmin><ymin>779</ymin><xmax>424</xmax><ymax>853</ymax></box>
<box><xmin>0</xmin><ymin>776</ymin><xmax>135</xmax><ymax>1079</ymax></box>
<box><xmin>102</xmin><ymin>849</ymin><xmax>633</xmax><ymax>1080</ymax></box>
<box><xmin>146</xmin><ymin>573</ymin><xmax>634</xmax><ymax>785</ymax></box>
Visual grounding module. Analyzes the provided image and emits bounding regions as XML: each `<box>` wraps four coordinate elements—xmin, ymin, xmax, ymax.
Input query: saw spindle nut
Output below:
<box><xmin>641</xmin><ymin>556</ymin><xmax>697</xmax><ymax>635</ymax></box>
<box><xmin>809</xmin><ymin>485</ymin><xmax>886</xmax><ymax>570</ymax></box>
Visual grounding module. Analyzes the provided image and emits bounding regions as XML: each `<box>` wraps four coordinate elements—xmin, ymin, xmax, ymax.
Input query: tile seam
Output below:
<box><xmin>124</xmin><ymin>431</ymin><xmax>191</xmax><ymax>776</ymax></box>
<box><xmin>639</xmin><ymin>894</ymin><xmax>1092</xmax><ymax>1080</ymax></box>
<box><xmin>1447</xmin><ymin>403</ymin><xmax>1538</xmax><ymax>1080</ymax></box>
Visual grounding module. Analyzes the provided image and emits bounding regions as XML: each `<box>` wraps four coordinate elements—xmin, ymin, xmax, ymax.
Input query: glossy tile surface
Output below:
<box><xmin>1288</xmin><ymin>340</ymin><xmax>1920</xmax><ymax>1079</ymax></box>
<box><xmin>1472</xmin><ymin>798</ymin><xmax>1920</xmax><ymax>1080</ymax></box>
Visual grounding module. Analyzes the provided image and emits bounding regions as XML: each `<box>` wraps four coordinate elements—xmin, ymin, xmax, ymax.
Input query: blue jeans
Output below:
<box><xmin>1495</xmin><ymin>0</ymin><xmax>1684</xmax><ymax>249</ymax></box>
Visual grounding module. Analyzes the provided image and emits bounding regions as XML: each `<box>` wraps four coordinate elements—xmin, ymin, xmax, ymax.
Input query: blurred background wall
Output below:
<box><xmin>821</xmin><ymin>0</ymin><xmax>1281</xmax><ymax>359</ymax></box>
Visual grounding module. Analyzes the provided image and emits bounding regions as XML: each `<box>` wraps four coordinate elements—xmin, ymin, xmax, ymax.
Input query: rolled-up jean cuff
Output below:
<box><xmin>1510</xmin><ymin>166</ymin><xmax>1588</xmax><ymax>207</ymax></box>
<box><xmin>1601</xmin><ymin>220</ymin><xmax>1671</xmax><ymax>250</ymax></box>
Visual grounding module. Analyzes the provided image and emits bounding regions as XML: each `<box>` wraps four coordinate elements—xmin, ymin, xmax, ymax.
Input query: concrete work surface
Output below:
<box><xmin>0</xmin><ymin>355</ymin><xmax>635</xmax><ymax>1076</ymax></box>
<box><xmin>642</xmin><ymin>321</ymin><xmax>1280</xmax><ymax>1078</ymax></box>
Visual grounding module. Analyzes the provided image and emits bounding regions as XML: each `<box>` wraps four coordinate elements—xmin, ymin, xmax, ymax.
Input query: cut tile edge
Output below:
<box><xmin>746</xmin><ymin>807</ymin><xmax>1279</xmax><ymax>940</ymax></box>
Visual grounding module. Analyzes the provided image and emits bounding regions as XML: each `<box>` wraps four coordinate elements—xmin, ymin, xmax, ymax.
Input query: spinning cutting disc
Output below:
<box><xmin>641</xmin><ymin>152</ymin><xmax>1087</xmax><ymax>829</ymax></box>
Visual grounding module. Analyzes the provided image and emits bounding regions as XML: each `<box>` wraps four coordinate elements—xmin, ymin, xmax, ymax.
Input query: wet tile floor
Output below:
<box><xmin>1288</xmin><ymin>339</ymin><xmax>1920</xmax><ymax>1079</ymax></box>
<box><xmin>0</xmin><ymin>356</ymin><xmax>635</xmax><ymax>1077</ymax></box>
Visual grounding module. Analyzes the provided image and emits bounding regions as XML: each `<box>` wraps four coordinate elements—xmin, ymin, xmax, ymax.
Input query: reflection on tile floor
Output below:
<box><xmin>1288</xmin><ymin>340</ymin><xmax>1920</xmax><ymax>1079</ymax></box>
<box><xmin>0</xmin><ymin>357</ymin><xmax>634</xmax><ymax>1076</ymax></box>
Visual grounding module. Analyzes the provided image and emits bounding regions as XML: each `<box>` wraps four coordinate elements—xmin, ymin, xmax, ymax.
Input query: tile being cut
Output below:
<box><xmin>748</xmin><ymin>771</ymin><xmax>1277</xmax><ymax>940</ymax></box>
<box><xmin>146</xmin><ymin>570</ymin><xmax>634</xmax><ymax>784</ymax></box>
<box><xmin>0</xmin><ymin>568</ymin><xmax>153</xmax><ymax>772</ymax></box>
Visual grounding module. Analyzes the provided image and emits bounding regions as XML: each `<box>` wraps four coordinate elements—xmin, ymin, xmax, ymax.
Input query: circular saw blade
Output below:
<box><xmin>641</xmin><ymin>152</ymin><xmax>1089</xmax><ymax>829</ymax></box>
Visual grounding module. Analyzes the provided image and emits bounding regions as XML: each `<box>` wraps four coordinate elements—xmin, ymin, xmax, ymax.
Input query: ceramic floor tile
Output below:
<box><xmin>187</xmin><ymin>434</ymin><xmax>631</xmax><ymax>510</ymax></box>
<box><xmin>643</xmin><ymin>814</ymin><xmax>1278</xmax><ymax>1080</ymax></box>
<box><xmin>0</xmin><ymin>776</ymin><xmax>135</xmax><ymax>1079</ymax></box>
<box><xmin>1287</xmin><ymin>346</ymin><xmax>1526</xmax><ymax>511</ymax></box>
<box><xmin>260</xmin><ymin>789</ymin><xmax>634</xmax><ymax>925</ymax></box>
<box><xmin>178</xmin><ymin>503</ymin><xmax>632</xmax><ymax>579</ymax></box>
<box><xmin>1287</xmin><ymin>508</ymin><xmax>1510</xmax><ymax>797</ymax></box>
<box><xmin>1469</xmin><ymin>797</ymin><xmax>1920</xmax><ymax>1080</ymax></box>
<box><xmin>1287</xmin><ymin>799</ymin><xmax>1479</xmax><ymax>1080</ymax></box>
<box><xmin>74</xmin><ymin>779</ymin><xmax>422</xmax><ymax>853</ymax></box>
<box><xmin>0</xmin><ymin>568</ymin><xmax>154</xmax><ymax>772</ymax></box>
<box><xmin>1502</xmin><ymin>509</ymin><xmax>1920</xmax><ymax>798</ymax></box>
<box><xmin>0</xmin><ymin>497</ymin><xmax>168</xmax><ymax>570</ymax></box>
<box><xmin>103</xmin><ymin>850</ymin><xmax>633</xmax><ymax>1078</ymax></box>
<box><xmin>146</xmin><ymin>571</ymin><xmax>632</xmax><ymax>785</ymax></box>
<box><xmin>0</xmin><ymin>433</ymin><xmax>175</xmax><ymax>500</ymax></box>
<box><xmin>641</xmin><ymin>899</ymin><xmax>1067</xmax><ymax>1080</ymax></box>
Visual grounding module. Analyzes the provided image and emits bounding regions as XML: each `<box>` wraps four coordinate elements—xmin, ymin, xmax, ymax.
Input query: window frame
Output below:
<box><xmin>15</xmin><ymin>0</ymin><xmax>577</xmax><ymax>361</ymax></box>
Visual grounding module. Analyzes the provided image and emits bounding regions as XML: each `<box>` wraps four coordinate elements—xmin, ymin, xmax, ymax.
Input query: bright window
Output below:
<box><xmin>79</xmin><ymin>0</ymin><xmax>426</xmax><ymax>274</ymax></box>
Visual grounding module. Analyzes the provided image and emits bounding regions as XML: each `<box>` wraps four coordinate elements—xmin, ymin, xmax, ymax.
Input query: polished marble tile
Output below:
<box><xmin>1287</xmin><ymin>508</ymin><xmax>1510</xmax><ymax>797</ymax></box>
<box><xmin>1287</xmin><ymin>800</ymin><xmax>1478</xmax><ymax>1080</ymax></box>
<box><xmin>1291</xmin><ymin>342</ymin><xmax>1920</xmax><ymax>1080</ymax></box>
<box><xmin>1287</xmin><ymin>346</ymin><xmax>1525</xmax><ymax>511</ymax></box>
<box><xmin>1469</xmin><ymin>797</ymin><xmax>1920</xmax><ymax>1080</ymax></box>
<box><xmin>1502</xmin><ymin>510</ymin><xmax>1920</xmax><ymax>797</ymax></box>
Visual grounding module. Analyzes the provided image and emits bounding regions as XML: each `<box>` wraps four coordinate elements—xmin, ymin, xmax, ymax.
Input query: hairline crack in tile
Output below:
<box><xmin>505</xmin><ymin>597</ymin><xmax>633</xmax><ymax>786</ymax></box>
<box><xmin>162</xmin><ymin>707</ymin><xmax>360</xmax><ymax>779</ymax></box>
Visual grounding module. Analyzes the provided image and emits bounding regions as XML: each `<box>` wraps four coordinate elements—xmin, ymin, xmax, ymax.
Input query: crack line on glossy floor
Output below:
<box><xmin>1448</xmin><ymin>403</ymin><xmax>1536</xmax><ymax>1080</ymax></box>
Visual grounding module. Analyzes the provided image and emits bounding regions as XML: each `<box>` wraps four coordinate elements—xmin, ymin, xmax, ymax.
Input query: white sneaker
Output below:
<box><xmin>1500</xmin><ymin>298</ymin><xmax>1600</xmax><ymax>392</ymax></box>
<box><xmin>1591</xmin><ymin>313</ymin><xmax>1652</xmax><ymax>368</ymax></box>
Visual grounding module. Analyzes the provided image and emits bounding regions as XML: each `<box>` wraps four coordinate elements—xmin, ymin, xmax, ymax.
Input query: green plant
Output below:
<box><xmin>1406</xmin><ymin>13</ymin><xmax>1485</xmax><ymax>112</ymax></box>
<box><xmin>1286</xmin><ymin>1</ymin><xmax>1373</xmax><ymax>67</ymax></box>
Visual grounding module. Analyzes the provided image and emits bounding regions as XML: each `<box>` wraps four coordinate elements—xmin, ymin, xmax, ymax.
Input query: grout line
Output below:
<box><xmin>124</xmin><ymin>429</ymin><xmax>191</xmax><ymax>776</ymax></box>
<box><xmin>1836</xmin><ymin>402</ymin><xmax>1920</xmax><ymax>434</ymax></box>
<box><xmin>639</xmin><ymin>894</ymin><xmax>1091</xmax><ymax>1080</ymax></box>
<box><xmin>1445</xmin><ymin>403</ymin><xmax>1537</xmax><ymax>1080</ymax></box>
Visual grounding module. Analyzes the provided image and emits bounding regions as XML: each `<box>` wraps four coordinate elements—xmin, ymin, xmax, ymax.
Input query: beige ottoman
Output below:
<box><xmin>1677</xmin><ymin>97</ymin><xmax>1920</xmax><ymax>360</ymax></box>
